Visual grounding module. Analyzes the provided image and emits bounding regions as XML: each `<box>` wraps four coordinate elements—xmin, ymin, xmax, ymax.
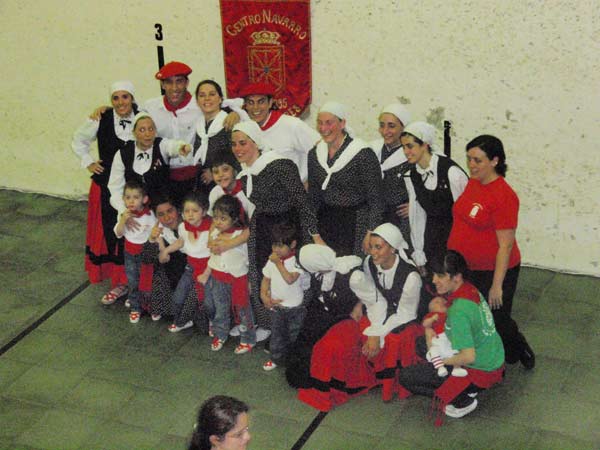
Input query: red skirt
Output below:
<box><xmin>367</xmin><ymin>319</ymin><xmax>425</xmax><ymax>402</ymax></box>
<box><xmin>188</xmin><ymin>256</ymin><xmax>209</xmax><ymax>304</ymax></box>
<box><xmin>298</xmin><ymin>319</ymin><xmax>378</xmax><ymax>412</ymax></box>
<box><xmin>84</xmin><ymin>180</ymin><xmax>126</xmax><ymax>286</ymax></box>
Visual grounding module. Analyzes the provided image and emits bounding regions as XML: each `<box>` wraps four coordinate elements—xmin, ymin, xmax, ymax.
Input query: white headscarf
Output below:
<box><xmin>371</xmin><ymin>223</ymin><xmax>415</xmax><ymax>267</ymax></box>
<box><xmin>318</xmin><ymin>101</ymin><xmax>355</xmax><ymax>138</ymax></box>
<box><xmin>299</xmin><ymin>244</ymin><xmax>361</xmax><ymax>292</ymax></box>
<box><xmin>381</xmin><ymin>103</ymin><xmax>411</xmax><ymax>127</ymax></box>
<box><xmin>110</xmin><ymin>80</ymin><xmax>135</xmax><ymax>97</ymax></box>
<box><xmin>232</xmin><ymin>121</ymin><xmax>265</xmax><ymax>150</ymax></box>
<box><xmin>371</xmin><ymin>223</ymin><xmax>409</xmax><ymax>250</ymax></box>
<box><xmin>403</xmin><ymin>121</ymin><xmax>440</xmax><ymax>153</ymax></box>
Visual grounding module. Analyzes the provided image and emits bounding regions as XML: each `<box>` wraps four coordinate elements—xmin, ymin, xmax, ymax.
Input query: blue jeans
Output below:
<box><xmin>270</xmin><ymin>304</ymin><xmax>306</xmax><ymax>363</ymax></box>
<box><xmin>204</xmin><ymin>277</ymin><xmax>256</xmax><ymax>345</ymax></box>
<box><xmin>172</xmin><ymin>265</ymin><xmax>195</xmax><ymax>326</ymax></box>
<box><xmin>124</xmin><ymin>251</ymin><xmax>142</xmax><ymax>312</ymax></box>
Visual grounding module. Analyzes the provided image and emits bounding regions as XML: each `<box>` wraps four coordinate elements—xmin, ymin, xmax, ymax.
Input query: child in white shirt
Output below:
<box><xmin>205</xmin><ymin>195</ymin><xmax>256</xmax><ymax>354</ymax></box>
<box><xmin>159</xmin><ymin>191</ymin><xmax>212</xmax><ymax>332</ymax></box>
<box><xmin>260</xmin><ymin>222</ymin><xmax>309</xmax><ymax>370</ymax></box>
<box><xmin>114</xmin><ymin>180</ymin><xmax>156</xmax><ymax>323</ymax></box>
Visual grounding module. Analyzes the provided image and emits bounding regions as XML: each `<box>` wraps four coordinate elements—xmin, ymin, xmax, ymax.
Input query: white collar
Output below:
<box><xmin>381</xmin><ymin>147</ymin><xmax>407</xmax><ymax>171</ymax></box>
<box><xmin>415</xmin><ymin>152</ymin><xmax>439</xmax><ymax>176</ymax></box>
<box><xmin>316</xmin><ymin>136</ymin><xmax>366</xmax><ymax>189</ymax></box>
<box><xmin>375</xmin><ymin>254</ymin><xmax>400</xmax><ymax>277</ymax></box>
<box><xmin>135</xmin><ymin>143</ymin><xmax>152</xmax><ymax>154</ymax></box>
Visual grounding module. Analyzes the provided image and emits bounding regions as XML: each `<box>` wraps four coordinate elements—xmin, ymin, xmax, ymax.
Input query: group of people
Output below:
<box><xmin>72</xmin><ymin>60</ymin><xmax>535</xmax><ymax>430</ymax></box>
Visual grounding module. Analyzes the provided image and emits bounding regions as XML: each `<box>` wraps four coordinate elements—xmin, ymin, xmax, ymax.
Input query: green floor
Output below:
<box><xmin>0</xmin><ymin>189</ymin><xmax>598</xmax><ymax>449</ymax></box>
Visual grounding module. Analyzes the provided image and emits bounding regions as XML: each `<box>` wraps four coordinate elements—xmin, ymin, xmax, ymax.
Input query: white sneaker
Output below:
<box><xmin>229</xmin><ymin>325</ymin><xmax>241</xmax><ymax>337</ymax></box>
<box><xmin>451</xmin><ymin>367</ymin><xmax>468</xmax><ymax>377</ymax></box>
<box><xmin>437</xmin><ymin>366</ymin><xmax>448</xmax><ymax>377</ymax></box>
<box><xmin>168</xmin><ymin>321</ymin><xmax>194</xmax><ymax>333</ymax></box>
<box><xmin>445</xmin><ymin>399</ymin><xmax>478</xmax><ymax>418</ymax></box>
<box><xmin>256</xmin><ymin>328</ymin><xmax>271</xmax><ymax>342</ymax></box>
<box><xmin>124</xmin><ymin>299</ymin><xmax>131</xmax><ymax>309</ymax></box>
<box><xmin>151</xmin><ymin>314</ymin><xmax>162</xmax><ymax>322</ymax></box>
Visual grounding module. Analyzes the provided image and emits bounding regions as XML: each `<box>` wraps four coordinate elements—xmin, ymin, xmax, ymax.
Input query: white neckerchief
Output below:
<box><xmin>316</xmin><ymin>136</ymin><xmax>366</xmax><ymax>190</ymax></box>
<box><xmin>381</xmin><ymin>146</ymin><xmax>407</xmax><ymax>172</ymax></box>
<box><xmin>237</xmin><ymin>150</ymin><xmax>284</xmax><ymax>197</ymax></box>
<box><xmin>194</xmin><ymin>110</ymin><xmax>227</xmax><ymax>165</ymax></box>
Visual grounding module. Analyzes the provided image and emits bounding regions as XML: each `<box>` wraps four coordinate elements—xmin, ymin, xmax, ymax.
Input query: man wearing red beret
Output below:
<box><xmin>142</xmin><ymin>61</ymin><xmax>242</xmax><ymax>204</ymax></box>
<box><xmin>239</xmin><ymin>82</ymin><xmax>319</xmax><ymax>184</ymax></box>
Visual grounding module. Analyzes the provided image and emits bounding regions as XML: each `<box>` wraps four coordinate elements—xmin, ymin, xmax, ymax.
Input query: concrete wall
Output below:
<box><xmin>1</xmin><ymin>0</ymin><xmax>598</xmax><ymax>275</ymax></box>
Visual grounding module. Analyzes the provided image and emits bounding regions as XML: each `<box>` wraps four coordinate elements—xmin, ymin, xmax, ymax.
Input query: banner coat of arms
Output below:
<box><xmin>220</xmin><ymin>0</ymin><xmax>312</xmax><ymax>116</ymax></box>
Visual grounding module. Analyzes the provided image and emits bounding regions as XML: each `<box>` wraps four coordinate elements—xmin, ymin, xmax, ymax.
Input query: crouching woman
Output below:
<box><xmin>398</xmin><ymin>250</ymin><xmax>504</xmax><ymax>425</ymax></box>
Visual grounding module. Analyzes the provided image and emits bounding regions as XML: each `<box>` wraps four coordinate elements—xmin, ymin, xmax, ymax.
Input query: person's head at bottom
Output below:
<box><xmin>189</xmin><ymin>396</ymin><xmax>251</xmax><ymax>450</ymax></box>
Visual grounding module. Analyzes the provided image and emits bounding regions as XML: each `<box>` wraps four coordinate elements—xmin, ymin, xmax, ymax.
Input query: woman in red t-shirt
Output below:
<box><xmin>447</xmin><ymin>135</ymin><xmax>534</xmax><ymax>370</ymax></box>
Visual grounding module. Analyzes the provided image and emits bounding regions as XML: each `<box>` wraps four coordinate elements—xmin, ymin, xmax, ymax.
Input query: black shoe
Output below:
<box><xmin>519</xmin><ymin>341</ymin><xmax>535</xmax><ymax>370</ymax></box>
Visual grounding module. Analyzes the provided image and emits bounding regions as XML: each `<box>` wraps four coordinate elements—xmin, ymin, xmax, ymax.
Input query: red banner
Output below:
<box><xmin>220</xmin><ymin>0</ymin><xmax>311</xmax><ymax>116</ymax></box>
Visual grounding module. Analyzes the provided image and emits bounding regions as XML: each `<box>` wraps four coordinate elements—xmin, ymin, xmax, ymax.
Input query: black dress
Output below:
<box><xmin>243</xmin><ymin>157</ymin><xmax>318</xmax><ymax>328</ymax></box>
<box><xmin>308</xmin><ymin>135</ymin><xmax>384</xmax><ymax>256</ymax></box>
<box><xmin>285</xmin><ymin>271</ymin><xmax>360</xmax><ymax>389</ymax></box>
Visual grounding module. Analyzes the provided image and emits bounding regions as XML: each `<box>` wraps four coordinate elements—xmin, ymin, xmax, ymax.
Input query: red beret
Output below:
<box><xmin>239</xmin><ymin>82</ymin><xmax>276</xmax><ymax>98</ymax></box>
<box><xmin>155</xmin><ymin>61</ymin><xmax>192</xmax><ymax>80</ymax></box>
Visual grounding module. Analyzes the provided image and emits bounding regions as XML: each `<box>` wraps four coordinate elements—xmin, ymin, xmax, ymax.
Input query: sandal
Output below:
<box><xmin>101</xmin><ymin>285</ymin><xmax>128</xmax><ymax>305</ymax></box>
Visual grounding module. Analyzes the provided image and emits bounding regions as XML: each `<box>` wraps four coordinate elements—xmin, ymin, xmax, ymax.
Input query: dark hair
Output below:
<box><xmin>466</xmin><ymin>134</ymin><xmax>507</xmax><ymax>177</ymax></box>
<box><xmin>400</xmin><ymin>131</ymin><xmax>431</xmax><ymax>153</ymax></box>
<box><xmin>195</xmin><ymin>79</ymin><xmax>224</xmax><ymax>99</ymax></box>
<box><xmin>150</xmin><ymin>190</ymin><xmax>176</xmax><ymax>212</ymax></box>
<box><xmin>188</xmin><ymin>396</ymin><xmax>249</xmax><ymax>450</ymax></box>
<box><xmin>210</xmin><ymin>152</ymin><xmax>242</xmax><ymax>173</ymax></box>
<box><xmin>213</xmin><ymin>195</ymin><xmax>245</xmax><ymax>227</ymax></box>
<box><xmin>430</xmin><ymin>250</ymin><xmax>469</xmax><ymax>278</ymax></box>
<box><xmin>123</xmin><ymin>179</ymin><xmax>146</xmax><ymax>196</ymax></box>
<box><xmin>271</xmin><ymin>222</ymin><xmax>297</xmax><ymax>247</ymax></box>
<box><xmin>182</xmin><ymin>190</ymin><xmax>209</xmax><ymax>211</ymax></box>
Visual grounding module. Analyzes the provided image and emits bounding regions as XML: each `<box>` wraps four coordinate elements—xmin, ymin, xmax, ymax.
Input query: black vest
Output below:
<box><xmin>409</xmin><ymin>155</ymin><xmax>464</xmax><ymax>218</ymax></box>
<box><xmin>409</xmin><ymin>156</ymin><xmax>466</xmax><ymax>262</ymax></box>
<box><xmin>367</xmin><ymin>255</ymin><xmax>416</xmax><ymax>325</ymax></box>
<box><xmin>120</xmin><ymin>139</ymin><xmax>169</xmax><ymax>198</ymax></box>
<box><xmin>94</xmin><ymin>106</ymin><xmax>138</xmax><ymax>185</ymax></box>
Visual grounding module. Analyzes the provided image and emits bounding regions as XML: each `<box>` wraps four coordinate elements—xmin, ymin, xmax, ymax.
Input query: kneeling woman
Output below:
<box><xmin>286</xmin><ymin>244</ymin><xmax>376</xmax><ymax>410</ymax></box>
<box><xmin>350</xmin><ymin>223</ymin><xmax>424</xmax><ymax>402</ymax></box>
<box><xmin>398</xmin><ymin>251</ymin><xmax>505</xmax><ymax>424</ymax></box>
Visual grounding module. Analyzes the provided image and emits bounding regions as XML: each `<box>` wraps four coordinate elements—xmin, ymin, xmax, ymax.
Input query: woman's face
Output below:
<box><xmin>401</xmin><ymin>134</ymin><xmax>428</xmax><ymax>165</ymax></box>
<box><xmin>432</xmin><ymin>272</ymin><xmax>461</xmax><ymax>295</ymax></box>
<box><xmin>368</xmin><ymin>235</ymin><xmax>396</xmax><ymax>269</ymax></box>
<box><xmin>133</xmin><ymin>118</ymin><xmax>157</xmax><ymax>150</ymax></box>
<box><xmin>155</xmin><ymin>202</ymin><xmax>179</xmax><ymax>230</ymax></box>
<box><xmin>317</xmin><ymin>112</ymin><xmax>345</xmax><ymax>146</ymax></box>
<box><xmin>196</xmin><ymin>83</ymin><xmax>223</xmax><ymax>118</ymax></box>
<box><xmin>111</xmin><ymin>90</ymin><xmax>134</xmax><ymax>118</ymax></box>
<box><xmin>467</xmin><ymin>146</ymin><xmax>498</xmax><ymax>183</ymax></box>
<box><xmin>232</xmin><ymin>131</ymin><xmax>259</xmax><ymax>166</ymax></box>
<box><xmin>378</xmin><ymin>113</ymin><xmax>404</xmax><ymax>146</ymax></box>
<box><xmin>212</xmin><ymin>412</ymin><xmax>251</xmax><ymax>450</ymax></box>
